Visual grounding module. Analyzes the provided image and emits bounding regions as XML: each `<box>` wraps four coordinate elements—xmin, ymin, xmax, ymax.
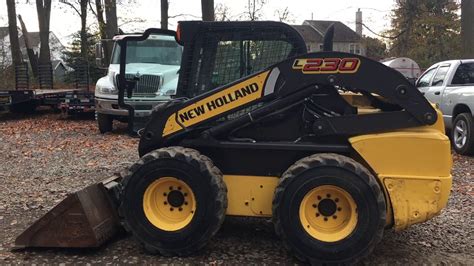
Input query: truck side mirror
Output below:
<box><xmin>95</xmin><ymin>42</ymin><xmax>105</xmax><ymax>68</ymax></box>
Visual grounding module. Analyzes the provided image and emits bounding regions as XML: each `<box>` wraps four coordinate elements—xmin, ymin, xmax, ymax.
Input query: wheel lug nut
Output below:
<box><xmin>316</xmin><ymin>213</ymin><xmax>320</xmax><ymax>217</ymax></box>
<box><xmin>179</xmin><ymin>207</ymin><xmax>183</xmax><ymax>211</ymax></box>
<box><xmin>184</xmin><ymin>201</ymin><xmax>188</xmax><ymax>205</ymax></box>
<box><xmin>333</xmin><ymin>215</ymin><xmax>337</xmax><ymax>219</ymax></box>
<box><xmin>184</xmin><ymin>193</ymin><xmax>188</xmax><ymax>197</ymax></box>
<box><xmin>335</xmin><ymin>198</ymin><xmax>339</xmax><ymax>203</ymax></box>
<box><xmin>170</xmin><ymin>207</ymin><xmax>174</xmax><ymax>211</ymax></box>
<box><xmin>164</xmin><ymin>201</ymin><xmax>167</xmax><ymax>205</ymax></box>
<box><xmin>169</xmin><ymin>186</ymin><xmax>173</xmax><ymax>190</ymax></box>
<box><xmin>337</xmin><ymin>207</ymin><xmax>342</xmax><ymax>211</ymax></box>
<box><xmin>178</xmin><ymin>186</ymin><xmax>182</xmax><ymax>190</ymax></box>
<box><xmin>324</xmin><ymin>217</ymin><xmax>328</xmax><ymax>221</ymax></box>
<box><xmin>317</xmin><ymin>196</ymin><xmax>322</xmax><ymax>200</ymax></box>
<box><xmin>326</xmin><ymin>194</ymin><xmax>331</xmax><ymax>198</ymax></box>
<box><xmin>163</xmin><ymin>192</ymin><xmax>167</xmax><ymax>196</ymax></box>
<box><xmin>312</xmin><ymin>204</ymin><xmax>317</xmax><ymax>208</ymax></box>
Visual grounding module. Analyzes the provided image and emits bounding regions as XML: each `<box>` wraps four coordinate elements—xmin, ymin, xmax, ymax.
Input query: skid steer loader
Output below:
<box><xmin>15</xmin><ymin>21</ymin><xmax>452</xmax><ymax>264</ymax></box>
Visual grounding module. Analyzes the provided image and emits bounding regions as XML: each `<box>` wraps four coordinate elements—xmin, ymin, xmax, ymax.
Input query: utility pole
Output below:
<box><xmin>461</xmin><ymin>0</ymin><xmax>474</xmax><ymax>58</ymax></box>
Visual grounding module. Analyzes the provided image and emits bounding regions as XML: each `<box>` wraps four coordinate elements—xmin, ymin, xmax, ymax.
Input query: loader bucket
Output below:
<box><xmin>14</xmin><ymin>177</ymin><xmax>121</xmax><ymax>248</ymax></box>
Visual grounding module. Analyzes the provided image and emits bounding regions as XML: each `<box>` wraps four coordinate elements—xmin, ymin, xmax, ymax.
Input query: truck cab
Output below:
<box><xmin>95</xmin><ymin>32</ymin><xmax>182</xmax><ymax>133</ymax></box>
<box><xmin>416</xmin><ymin>59</ymin><xmax>474</xmax><ymax>154</ymax></box>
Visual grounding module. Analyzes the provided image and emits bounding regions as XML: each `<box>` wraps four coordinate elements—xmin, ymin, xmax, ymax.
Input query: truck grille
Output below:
<box><xmin>120</xmin><ymin>74</ymin><xmax>162</xmax><ymax>96</ymax></box>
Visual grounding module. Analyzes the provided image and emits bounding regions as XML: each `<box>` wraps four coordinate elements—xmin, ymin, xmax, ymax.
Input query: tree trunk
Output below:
<box><xmin>104</xmin><ymin>0</ymin><xmax>118</xmax><ymax>63</ymax></box>
<box><xmin>95</xmin><ymin>0</ymin><xmax>110</xmax><ymax>65</ymax></box>
<box><xmin>201</xmin><ymin>0</ymin><xmax>214</xmax><ymax>21</ymax></box>
<box><xmin>461</xmin><ymin>0</ymin><xmax>474</xmax><ymax>58</ymax></box>
<box><xmin>161</xmin><ymin>0</ymin><xmax>168</xmax><ymax>29</ymax></box>
<box><xmin>80</xmin><ymin>0</ymin><xmax>88</xmax><ymax>60</ymax></box>
<box><xmin>36</xmin><ymin>0</ymin><xmax>52</xmax><ymax>64</ymax></box>
<box><xmin>6</xmin><ymin>0</ymin><xmax>22</xmax><ymax>65</ymax></box>
<box><xmin>18</xmin><ymin>15</ymin><xmax>38</xmax><ymax>77</ymax></box>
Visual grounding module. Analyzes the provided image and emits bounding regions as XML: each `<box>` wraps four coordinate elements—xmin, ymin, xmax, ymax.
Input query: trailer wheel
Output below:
<box><xmin>119</xmin><ymin>146</ymin><xmax>227</xmax><ymax>256</ymax></box>
<box><xmin>97</xmin><ymin>112</ymin><xmax>113</xmax><ymax>133</ymax></box>
<box><xmin>452</xmin><ymin>113</ymin><xmax>474</xmax><ymax>155</ymax></box>
<box><xmin>272</xmin><ymin>153</ymin><xmax>386</xmax><ymax>264</ymax></box>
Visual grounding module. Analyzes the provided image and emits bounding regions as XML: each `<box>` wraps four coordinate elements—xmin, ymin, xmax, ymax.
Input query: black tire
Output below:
<box><xmin>119</xmin><ymin>146</ymin><xmax>227</xmax><ymax>256</ymax></box>
<box><xmin>272</xmin><ymin>153</ymin><xmax>386</xmax><ymax>265</ymax></box>
<box><xmin>451</xmin><ymin>113</ymin><xmax>474</xmax><ymax>155</ymax></box>
<box><xmin>97</xmin><ymin>112</ymin><xmax>113</xmax><ymax>133</ymax></box>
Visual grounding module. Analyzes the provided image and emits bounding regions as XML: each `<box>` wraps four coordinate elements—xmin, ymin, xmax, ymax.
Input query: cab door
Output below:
<box><xmin>424</xmin><ymin>64</ymin><xmax>451</xmax><ymax>105</ymax></box>
<box><xmin>416</xmin><ymin>67</ymin><xmax>437</xmax><ymax>95</ymax></box>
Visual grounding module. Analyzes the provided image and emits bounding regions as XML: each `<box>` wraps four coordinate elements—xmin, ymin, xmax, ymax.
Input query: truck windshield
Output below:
<box><xmin>111</xmin><ymin>37</ymin><xmax>181</xmax><ymax>66</ymax></box>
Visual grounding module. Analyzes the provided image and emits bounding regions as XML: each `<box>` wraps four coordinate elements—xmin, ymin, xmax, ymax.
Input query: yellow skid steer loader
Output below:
<box><xmin>15</xmin><ymin>21</ymin><xmax>452</xmax><ymax>264</ymax></box>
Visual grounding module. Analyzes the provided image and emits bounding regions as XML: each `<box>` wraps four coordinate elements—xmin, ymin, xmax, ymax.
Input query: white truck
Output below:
<box><xmin>416</xmin><ymin>59</ymin><xmax>474</xmax><ymax>155</ymax></box>
<box><xmin>95</xmin><ymin>32</ymin><xmax>181</xmax><ymax>133</ymax></box>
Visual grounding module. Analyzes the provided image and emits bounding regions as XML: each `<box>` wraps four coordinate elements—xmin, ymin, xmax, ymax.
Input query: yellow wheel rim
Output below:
<box><xmin>299</xmin><ymin>185</ymin><xmax>357</xmax><ymax>242</ymax></box>
<box><xmin>143</xmin><ymin>177</ymin><xmax>196</xmax><ymax>231</ymax></box>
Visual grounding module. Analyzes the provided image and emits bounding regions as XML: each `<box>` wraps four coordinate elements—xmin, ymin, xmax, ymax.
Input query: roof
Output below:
<box><xmin>18</xmin><ymin>32</ymin><xmax>41</xmax><ymax>49</ymax></box>
<box><xmin>303</xmin><ymin>20</ymin><xmax>362</xmax><ymax>43</ymax></box>
<box><xmin>292</xmin><ymin>25</ymin><xmax>323</xmax><ymax>43</ymax></box>
<box><xmin>0</xmin><ymin>27</ymin><xmax>9</xmax><ymax>39</ymax></box>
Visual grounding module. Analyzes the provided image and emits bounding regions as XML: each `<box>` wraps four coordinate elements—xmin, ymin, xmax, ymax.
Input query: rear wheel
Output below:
<box><xmin>272</xmin><ymin>153</ymin><xmax>386</xmax><ymax>264</ymax></box>
<box><xmin>97</xmin><ymin>112</ymin><xmax>113</xmax><ymax>133</ymax></box>
<box><xmin>452</xmin><ymin>113</ymin><xmax>474</xmax><ymax>155</ymax></box>
<box><xmin>119</xmin><ymin>147</ymin><xmax>227</xmax><ymax>256</ymax></box>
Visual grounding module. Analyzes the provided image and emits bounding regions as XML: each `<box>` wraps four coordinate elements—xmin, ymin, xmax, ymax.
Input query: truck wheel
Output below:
<box><xmin>452</xmin><ymin>113</ymin><xmax>474</xmax><ymax>155</ymax></box>
<box><xmin>272</xmin><ymin>153</ymin><xmax>386</xmax><ymax>264</ymax></box>
<box><xmin>119</xmin><ymin>147</ymin><xmax>227</xmax><ymax>256</ymax></box>
<box><xmin>97</xmin><ymin>112</ymin><xmax>113</xmax><ymax>133</ymax></box>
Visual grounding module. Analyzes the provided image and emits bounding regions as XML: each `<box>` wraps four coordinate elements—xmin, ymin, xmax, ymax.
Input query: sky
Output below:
<box><xmin>0</xmin><ymin>0</ymin><xmax>397</xmax><ymax>46</ymax></box>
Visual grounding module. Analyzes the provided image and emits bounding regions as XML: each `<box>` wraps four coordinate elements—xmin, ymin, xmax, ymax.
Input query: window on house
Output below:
<box><xmin>349</xmin><ymin>44</ymin><xmax>361</xmax><ymax>54</ymax></box>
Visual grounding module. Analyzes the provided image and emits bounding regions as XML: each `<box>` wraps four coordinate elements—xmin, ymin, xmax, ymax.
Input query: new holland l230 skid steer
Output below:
<box><xmin>15</xmin><ymin>21</ymin><xmax>452</xmax><ymax>264</ymax></box>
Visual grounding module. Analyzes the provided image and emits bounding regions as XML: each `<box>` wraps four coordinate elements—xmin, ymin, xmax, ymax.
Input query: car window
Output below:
<box><xmin>431</xmin><ymin>65</ymin><xmax>450</xmax><ymax>86</ymax></box>
<box><xmin>417</xmin><ymin>68</ymin><xmax>436</xmax><ymax>87</ymax></box>
<box><xmin>452</xmin><ymin>63</ymin><xmax>474</xmax><ymax>85</ymax></box>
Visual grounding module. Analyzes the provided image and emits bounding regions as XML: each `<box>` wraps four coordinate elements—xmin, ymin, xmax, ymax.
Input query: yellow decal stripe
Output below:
<box><xmin>163</xmin><ymin>71</ymin><xmax>270</xmax><ymax>137</ymax></box>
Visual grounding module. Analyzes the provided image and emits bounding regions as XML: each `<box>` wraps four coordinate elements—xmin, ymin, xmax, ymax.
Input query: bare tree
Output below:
<box><xmin>461</xmin><ymin>0</ymin><xmax>474</xmax><ymax>58</ymax></box>
<box><xmin>245</xmin><ymin>0</ymin><xmax>266</xmax><ymax>21</ymax></box>
<box><xmin>275</xmin><ymin>7</ymin><xmax>294</xmax><ymax>23</ymax></box>
<box><xmin>201</xmin><ymin>0</ymin><xmax>214</xmax><ymax>21</ymax></box>
<box><xmin>161</xmin><ymin>0</ymin><xmax>168</xmax><ymax>29</ymax></box>
<box><xmin>215</xmin><ymin>3</ymin><xmax>231</xmax><ymax>21</ymax></box>
<box><xmin>36</xmin><ymin>0</ymin><xmax>52</xmax><ymax>64</ymax></box>
<box><xmin>18</xmin><ymin>15</ymin><xmax>39</xmax><ymax>77</ymax></box>
<box><xmin>59</xmin><ymin>0</ymin><xmax>89</xmax><ymax>60</ymax></box>
<box><xmin>6</xmin><ymin>0</ymin><xmax>22</xmax><ymax>66</ymax></box>
<box><xmin>104</xmin><ymin>0</ymin><xmax>118</xmax><ymax>37</ymax></box>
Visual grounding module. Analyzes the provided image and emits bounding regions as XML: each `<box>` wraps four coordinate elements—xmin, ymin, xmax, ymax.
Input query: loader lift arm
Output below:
<box><xmin>137</xmin><ymin>51</ymin><xmax>437</xmax><ymax>156</ymax></box>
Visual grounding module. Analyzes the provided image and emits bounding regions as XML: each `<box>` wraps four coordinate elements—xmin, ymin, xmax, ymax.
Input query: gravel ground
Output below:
<box><xmin>0</xmin><ymin>109</ymin><xmax>473</xmax><ymax>264</ymax></box>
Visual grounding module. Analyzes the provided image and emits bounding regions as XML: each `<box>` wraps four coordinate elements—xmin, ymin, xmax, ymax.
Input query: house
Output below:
<box><xmin>293</xmin><ymin>20</ymin><xmax>366</xmax><ymax>56</ymax></box>
<box><xmin>0</xmin><ymin>27</ymin><xmax>67</xmax><ymax>81</ymax></box>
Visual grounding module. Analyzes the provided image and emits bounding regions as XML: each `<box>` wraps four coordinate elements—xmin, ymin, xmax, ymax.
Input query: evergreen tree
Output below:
<box><xmin>62</xmin><ymin>31</ymin><xmax>104</xmax><ymax>85</ymax></box>
<box><xmin>388</xmin><ymin>0</ymin><xmax>460</xmax><ymax>68</ymax></box>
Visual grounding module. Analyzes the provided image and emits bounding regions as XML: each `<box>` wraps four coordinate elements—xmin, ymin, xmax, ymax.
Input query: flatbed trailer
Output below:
<box><xmin>0</xmin><ymin>88</ymin><xmax>95</xmax><ymax>113</ymax></box>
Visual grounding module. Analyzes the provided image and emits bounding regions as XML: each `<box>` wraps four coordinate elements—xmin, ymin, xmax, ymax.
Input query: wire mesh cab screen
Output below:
<box><xmin>177</xmin><ymin>21</ymin><xmax>307</xmax><ymax>98</ymax></box>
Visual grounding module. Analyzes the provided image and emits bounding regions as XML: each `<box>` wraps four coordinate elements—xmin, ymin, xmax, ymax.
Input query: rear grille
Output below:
<box><xmin>119</xmin><ymin>74</ymin><xmax>162</xmax><ymax>96</ymax></box>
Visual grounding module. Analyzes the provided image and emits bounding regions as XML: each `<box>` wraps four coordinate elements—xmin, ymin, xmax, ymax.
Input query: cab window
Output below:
<box><xmin>417</xmin><ymin>68</ymin><xmax>436</xmax><ymax>87</ymax></box>
<box><xmin>431</xmin><ymin>65</ymin><xmax>450</xmax><ymax>86</ymax></box>
<box><xmin>452</xmin><ymin>63</ymin><xmax>474</xmax><ymax>85</ymax></box>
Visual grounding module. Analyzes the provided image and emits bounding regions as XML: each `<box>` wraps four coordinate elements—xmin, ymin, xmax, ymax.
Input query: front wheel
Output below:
<box><xmin>272</xmin><ymin>153</ymin><xmax>386</xmax><ymax>264</ymax></box>
<box><xmin>119</xmin><ymin>147</ymin><xmax>227</xmax><ymax>256</ymax></box>
<box><xmin>452</xmin><ymin>113</ymin><xmax>474</xmax><ymax>155</ymax></box>
<box><xmin>97</xmin><ymin>112</ymin><xmax>113</xmax><ymax>133</ymax></box>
